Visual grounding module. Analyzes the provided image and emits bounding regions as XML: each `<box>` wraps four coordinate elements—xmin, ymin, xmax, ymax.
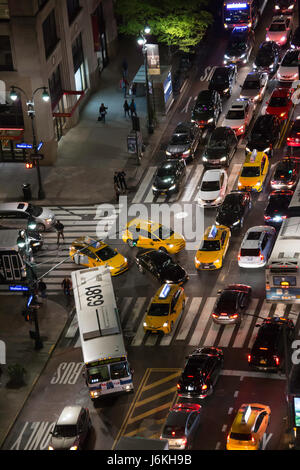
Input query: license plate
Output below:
<box><xmin>202</xmin><ymin>266</ymin><xmax>210</xmax><ymax>269</ymax></box>
<box><xmin>247</xmin><ymin>257</ymin><xmax>253</xmax><ymax>262</ymax></box>
<box><xmin>260</xmin><ymin>359</ymin><xmax>267</xmax><ymax>365</ymax></box>
<box><xmin>160</xmin><ymin>192</ymin><xmax>166</xmax><ymax>195</ymax></box>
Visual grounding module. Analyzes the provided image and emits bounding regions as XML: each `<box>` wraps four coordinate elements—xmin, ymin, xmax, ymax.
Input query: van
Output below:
<box><xmin>0</xmin><ymin>230</ymin><xmax>27</xmax><ymax>283</ymax></box>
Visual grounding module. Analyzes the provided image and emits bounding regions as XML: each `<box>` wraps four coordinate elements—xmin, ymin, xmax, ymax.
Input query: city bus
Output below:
<box><xmin>0</xmin><ymin>230</ymin><xmax>27</xmax><ymax>284</ymax></box>
<box><xmin>266</xmin><ymin>180</ymin><xmax>300</xmax><ymax>302</ymax></box>
<box><xmin>223</xmin><ymin>0</ymin><xmax>268</xmax><ymax>30</ymax></box>
<box><xmin>71</xmin><ymin>266</ymin><xmax>134</xmax><ymax>400</ymax></box>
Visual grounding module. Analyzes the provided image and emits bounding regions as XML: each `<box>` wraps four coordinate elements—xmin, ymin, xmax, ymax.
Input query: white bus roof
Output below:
<box><xmin>0</xmin><ymin>229</ymin><xmax>19</xmax><ymax>251</ymax></box>
<box><xmin>269</xmin><ymin>217</ymin><xmax>300</xmax><ymax>261</ymax></box>
<box><xmin>72</xmin><ymin>266</ymin><xmax>126</xmax><ymax>365</ymax></box>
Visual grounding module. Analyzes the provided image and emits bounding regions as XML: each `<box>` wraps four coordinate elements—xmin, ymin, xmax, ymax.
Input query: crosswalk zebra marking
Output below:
<box><xmin>132</xmin><ymin>167</ymin><xmax>157</xmax><ymax>203</ymax></box>
<box><xmin>190</xmin><ymin>297</ymin><xmax>215</xmax><ymax>346</ymax></box>
<box><xmin>232</xmin><ymin>298</ymin><xmax>260</xmax><ymax>348</ymax></box>
<box><xmin>182</xmin><ymin>165</ymin><xmax>203</xmax><ymax>202</ymax></box>
<box><xmin>176</xmin><ymin>297</ymin><xmax>201</xmax><ymax>341</ymax></box>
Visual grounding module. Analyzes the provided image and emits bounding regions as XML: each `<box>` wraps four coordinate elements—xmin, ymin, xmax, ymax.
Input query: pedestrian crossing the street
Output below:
<box><xmin>33</xmin><ymin>204</ymin><xmax>123</xmax><ymax>294</ymax></box>
<box><xmin>66</xmin><ymin>295</ymin><xmax>300</xmax><ymax>350</ymax></box>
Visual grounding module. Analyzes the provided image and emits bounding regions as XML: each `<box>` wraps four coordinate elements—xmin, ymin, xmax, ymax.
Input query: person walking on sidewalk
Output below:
<box><xmin>123</xmin><ymin>99</ymin><xmax>130</xmax><ymax>117</ymax></box>
<box><xmin>129</xmin><ymin>99</ymin><xmax>137</xmax><ymax>117</ymax></box>
<box><xmin>99</xmin><ymin>103</ymin><xmax>108</xmax><ymax>123</ymax></box>
<box><xmin>118</xmin><ymin>171</ymin><xmax>127</xmax><ymax>191</ymax></box>
<box><xmin>55</xmin><ymin>220</ymin><xmax>65</xmax><ymax>245</ymax></box>
<box><xmin>62</xmin><ymin>277</ymin><xmax>72</xmax><ymax>306</ymax></box>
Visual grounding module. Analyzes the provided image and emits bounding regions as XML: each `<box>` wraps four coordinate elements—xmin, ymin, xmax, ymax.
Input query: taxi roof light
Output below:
<box><xmin>159</xmin><ymin>284</ymin><xmax>172</xmax><ymax>299</ymax></box>
<box><xmin>208</xmin><ymin>225</ymin><xmax>218</xmax><ymax>239</ymax></box>
<box><xmin>241</xmin><ymin>405</ymin><xmax>252</xmax><ymax>424</ymax></box>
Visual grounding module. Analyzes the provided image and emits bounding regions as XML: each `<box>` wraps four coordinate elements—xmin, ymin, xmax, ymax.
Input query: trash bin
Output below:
<box><xmin>22</xmin><ymin>183</ymin><xmax>32</xmax><ymax>201</ymax></box>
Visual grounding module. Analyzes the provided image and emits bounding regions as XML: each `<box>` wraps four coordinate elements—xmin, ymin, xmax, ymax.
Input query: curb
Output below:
<box><xmin>0</xmin><ymin>302</ymin><xmax>71</xmax><ymax>449</ymax></box>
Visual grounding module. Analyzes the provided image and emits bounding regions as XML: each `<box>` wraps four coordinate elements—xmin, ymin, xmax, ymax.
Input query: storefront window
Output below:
<box><xmin>72</xmin><ymin>33</ymin><xmax>87</xmax><ymax>93</ymax></box>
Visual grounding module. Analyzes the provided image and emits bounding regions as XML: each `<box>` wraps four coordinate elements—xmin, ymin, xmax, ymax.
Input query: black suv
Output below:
<box><xmin>223</xmin><ymin>27</ymin><xmax>255</xmax><ymax>65</ymax></box>
<box><xmin>253</xmin><ymin>41</ymin><xmax>280</xmax><ymax>74</ymax></box>
<box><xmin>264</xmin><ymin>189</ymin><xmax>294</xmax><ymax>226</ymax></box>
<box><xmin>246</xmin><ymin>115</ymin><xmax>281</xmax><ymax>157</ymax></box>
<box><xmin>216</xmin><ymin>190</ymin><xmax>252</xmax><ymax>230</ymax></box>
<box><xmin>191</xmin><ymin>90</ymin><xmax>222</xmax><ymax>128</ymax></box>
<box><xmin>152</xmin><ymin>159</ymin><xmax>186</xmax><ymax>196</ymax></box>
<box><xmin>177</xmin><ymin>347</ymin><xmax>223</xmax><ymax>399</ymax></box>
<box><xmin>202</xmin><ymin>126</ymin><xmax>238</xmax><ymax>168</ymax></box>
<box><xmin>136</xmin><ymin>250</ymin><xmax>188</xmax><ymax>285</ymax></box>
<box><xmin>208</xmin><ymin>65</ymin><xmax>237</xmax><ymax>97</ymax></box>
<box><xmin>248</xmin><ymin>317</ymin><xmax>295</xmax><ymax>372</ymax></box>
<box><xmin>212</xmin><ymin>284</ymin><xmax>252</xmax><ymax>325</ymax></box>
<box><xmin>166</xmin><ymin>122</ymin><xmax>201</xmax><ymax>161</ymax></box>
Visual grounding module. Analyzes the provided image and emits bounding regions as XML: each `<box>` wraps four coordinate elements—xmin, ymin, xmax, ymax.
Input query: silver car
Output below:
<box><xmin>238</xmin><ymin>225</ymin><xmax>276</xmax><ymax>268</ymax></box>
<box><xmin>0</xmin><ymin>202</ymin><xmax>56</xmax><ymax>231</ymax></box>
<box><xmin>240</xmin><ymin>72</ymin><xmax>268</xmax><ymax>103</ymax></box>
<box><xmin>48</xmin><ymin>406</ymin><xmax>91</xmax><ymax>451</ymax></box>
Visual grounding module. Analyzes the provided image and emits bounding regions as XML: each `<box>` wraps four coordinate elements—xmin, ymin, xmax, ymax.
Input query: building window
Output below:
<box><xmin>48</xmin><ymin>64</ymin><xmax>63</xmax><ymax>107</ymax></box>
<box><xmin>67</xmin><ymin>0</ymin><xmax>81</xmax><ymax>24</ymax></box>
<box><xmin>72</xmin><ymin>34</ymin><xmax>86</xmax><ymax>91</ymax></box>
<box><xmin>0</xmin><ymin>36</ymin><xmax>13</xmax><ymax>71</ymax></box>
<box><xmin>42</xmin><ymin>10</ymin><xmax>59</xmax><ymax>58</ymax></box>
<box><xmin>0</xmin><ymin>1</ymin><xmax>9</xmax><ymax>19</ymax></box>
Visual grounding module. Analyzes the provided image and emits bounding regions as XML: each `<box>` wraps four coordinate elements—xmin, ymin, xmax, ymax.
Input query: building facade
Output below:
<box><xmin>0</xmin><ymin>0</ymin><xmax>118</xmax><ymax>164</ymax></box>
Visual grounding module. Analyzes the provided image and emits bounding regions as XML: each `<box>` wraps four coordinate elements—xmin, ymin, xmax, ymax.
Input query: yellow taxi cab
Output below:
<box><xmin>194</xmin><ymin>225</ymin><xmax>231</xmax><ymax>270</ymax></box>
<box><xmin>122</xmin><ymin>218</ymin><xmax>185</xmax><ymax>254</ymax></box>
<box><xmin>238</xmin><ymin>150</ymin><xmax>269</xmax><ymax>193</ymax></box>
<box><xmin>143</xmin><ymin>283</ymin><xmax>186</xmax><ymax>334</ymax></box>
<box><xmin>69</xmin><ymin>236</ymin><xmax>128</xmax><ymax>276</ymax></box>
<box><xmin>227</xmin><ymin>403</ymin><xmax>271</xmax><ymax>450</ymax></box>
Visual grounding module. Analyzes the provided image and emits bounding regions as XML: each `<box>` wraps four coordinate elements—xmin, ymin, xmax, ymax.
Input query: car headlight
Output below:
<box><xmin>275</xmin><ymin>4</ymin><xmax>280</xmax><ymax>9</ymax></box>
<box><xmin>169</xmin><ymin>184</ymin><xmax>176</xmax><ymax>190</ymax></box>
<box><xmin>207</xmin><ymin>118</ymin><xmax>213</xmax><ymax>123</ymax></box>
<box><xmin>143</xmin><ymin>322</ymin><xmax>147</xmax><ymax>327</ymax></box>
<box><xmin>255</xmin><ymin>182</ymin><xmax>261</xmax><ymax>187</ymax></box>
<box><xmin>253</xmin><ymin>63</ymin><xmax>257</xmax><ymax>69</ymax></box>
<box><xmin>166</xmin><ymin>151</ymin><xmax>171</xmax><ymax>156</ymax></box>
<box><xmin>245</xmin><ymin>146</ymin><xmax>250</xmax><ymax>153</ymax></box>
<box><xmin>253</xmin><ymin>94</ymin><xmax>260</xmax><ymax>101</ymax></box>
<box><xmin>266</xmin><ymin>37</ymin><xmax>270</xmax><ymax>42</ymax></box>
<box><xmin>264</xmin><ymin>147</ymin><xmax>270</xmax><ymax>153</ymax></box>
<box><xmin>191</xmin><ymin>119</ymin><xmax>195</xmax><ymax>123</ymax></box>
<box><xmin>232</xmin><ymin>220</ymin><xmax>240</xmax><ymax>226</ymax></box>
<box><xmin>238</xmin><ymin>181</ymin><xmax>242</xmax><ymax>187</ymax></box>
<box><xmin>202</xmin><ymin>156</ymin><xmax>208</xmax><ymax>162</ymax></box>
<box><xmin>214</xmin><ymin>258</ymin><xmax>220</xmax><ymax>264</ymax></box>
<box><xmin>194</xmin><ymin>257</ymin><xmax>200</xmax><ymax>265</ymax></box>
<box><xmin>48</xmin><ymin>446</ymin><xmax>54</xmax><ymax>451</ymax></box>
<box><xmin>152</xmin><ymin>184</ymin><xmax>157</xmax><ymax>190</ymax></box>
<box><xmin>220</xmin><ymin>157</ymin><xmax>227</xmax><ymax>162</ymax></box>
<box><xmin>224</xmin><ymin>54</ymin><xmax>229</xmax><ymax>60</ymax></box>
<box><xmin>288</xmin><ymin>3</ymin><xmax>294</xmax><ymax>8</ymax></box>
<box><xmin>46</xmin><ymin>218</ymin><xmax>52</xmax><ymax>223</ymax></box>
<box><xmin>223</xmin><ymin>88</ymin><xmax>229</xmax><ymax>93</ymax></box>
<box><xmin>240</xmin><ymin>53</ymin><xmax>246</xmax><ymax>59</ymax></box>
<box><xmin>163</xmin><ymin>322</ymin><xmax>168</xmax><ymax>327</ymax></box>
<box><xmin>70</xmin><ymin>446</ymin><xmax>78</xmax><ymax>451</ymax></box>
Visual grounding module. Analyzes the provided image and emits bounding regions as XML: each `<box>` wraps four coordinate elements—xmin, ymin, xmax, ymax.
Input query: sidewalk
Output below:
<box><xmin>0</xmin><ymin>37</ymin><xmax>183</xmax><ymax>206</ymax></box>
<box><xmin>0</xmin><ymin>296</ymin><xmax>68</xmax><ymax>448</ymax></box>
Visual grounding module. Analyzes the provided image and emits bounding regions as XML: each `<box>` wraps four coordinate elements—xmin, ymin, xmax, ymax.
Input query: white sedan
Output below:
<box><xmin>223</xmin><ymin>99</ymin><xmax>255</xmax><ymax>136</ymax></box>
<box><xmin>197</xmin><ymin>169</ymin><xmax>228</xmax><ymax>207</ymax></box>
<box><xmin>277</xmin><ymin>49</ymin><xmax>299</xmax><ymax>82</ymax></box>
<box><xmin>266</xmin><ymin>15</ymin><xmax>292</xmax><ymax>46</ymax></box>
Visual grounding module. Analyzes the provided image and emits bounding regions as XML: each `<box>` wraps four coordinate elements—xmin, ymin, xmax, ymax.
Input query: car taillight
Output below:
<box><xmin>251</xmin><ymin>436</ymin><xmax>255</xmax><ymax>444</ymax></box>
<box><xmin>288</xmin><ymin>181</ymin><xmax>294</xmax><ymax>185</ymax></box>
<box><xmin>260</xmin><ymin>254</ymin><xmax>264</xmax><ymax>261</ymax></box>
<box><xmin>177</xmin><ymin>383</ymin><xmax>181</xmax><ymax>389</ymax></box>
<box><xmin>274</xmin><ymin>355</ymin><xmax>280</xmax><ymax>366</ymax></box>
<box><xmin>201</xmin><ymin>384</ymin><xmax>208</xmax><ymax>391</ymax></box>
<box><xmin>264</xmin><ymin>215</ymin><xmax>271</xmax><ymax>220</ymax></box>
<box><xmin>180</xmin><ymin>437</ymin><xmax>187</xmax><ymax>446</ymax></box>
<box><xmin>238</xmin><ymin>252</ymin><xmax>241</xmax><ymax>261</ymax></box>
<box><xmin>230</xmin><ymin>314</ymin><xmax>239</xmax><ymax>319</ymax></box>
<box><xmin>247</xmin><ymin>354</ymin><xmax>251</xmax><ymax>362</ymax></box>
<box><xmin>212</xmin><ymin>313</ymin><xmax>218</xmax><ymax>318</ymax></box>
<box><xmin>282</xmin><ymin>215</ymin><xmax>287</xmax><ymax>219</ymax></box>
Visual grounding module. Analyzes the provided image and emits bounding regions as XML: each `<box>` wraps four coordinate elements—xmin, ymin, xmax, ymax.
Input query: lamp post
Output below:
<box><xmin>137</xmin><ymin>25</ymin><xmax>154</xmax><ymax>134</ymax></box>
<box><xmin>10</xmin><ymin>85</ymin><xmax>50</xmax><ymax>200</ymax></box>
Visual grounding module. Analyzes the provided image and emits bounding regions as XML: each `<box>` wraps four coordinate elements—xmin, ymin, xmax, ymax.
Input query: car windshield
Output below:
<box><xmin>221</xmin><ymin>196</ymin><xmax>241</xmax><ymax>211</ymax></box>
<box><xmin>163</xmin><ymin>425</ymin><xmax>186</xmax><ymax>438</ymax></box>
<box><xmin>96</xmin><ymin>246</ymin><xmax>117</xmax><ymax>261</ymax></box>
<box><xmin>241</xmin><ymin>166</ymin><xmax>260</xmax><ymax>177</ymax></box>
<box><xmin>252</xmin><ymin>118</ymin><xmax>269</xmax><ymax>134</ymax></box>
<box><xmin>230</xmin><ymin>432</ymin><xmax>252</xmax><ymax>441</ymax></box>
<box><xmin>226</xmin><ymin>109</ymin><xmax>244</xmax><ymax>120</ymax></box>
<box><xmin>157</xmin><ymin>165</ymin><xmax>176</xmax><ymax>177</ymax></box>
<box><xmin>209</xmin><ymin>137</ymin><xmax>227</xmax><ymax>149</ymax></box>
<box><xmin>195</xmin><ymin>103</ymin><xmax>212</xmax><ymax>112</ymax></box>
<box><xmin>269</xmin><ymin>96</ymin><xmax>288</xmax><ymax>107</ymax></box>
<box><xmin>282</xmin><ymin>51</ymin><xmax>299</xmax><ymax>66</ymax></box>
<box><xmin>201</xmin><ymin>180</ymin><xmax>220</xmax><ymax>191</ymax></box>
<box><xmin>153</xmin><ymin>226</ymin><xmax>174</xmax><ymax>240</ymax></box>
<box><xmin>148</xmin><ymin>303</ymin><xmax>170</xmax><ymax>316</ymax></box>
<box><xmin>240</xmin><ymin>248</ymin><xmax>260</xmax><ymax>257</ymax></box>
<box><xmin>53</xmin><ymin>425</ymin><xmax>77</xmax><ymax>438</ymax></box>
<box><xmin>256</xmin><ymin>324</ymin><xmax>281</xmax><ymax>347</ymax></box>
<box><xmin>269</xmin><ymin>23</ymin><xmax>286</xmax><ymax>32</ymax></box>
<box><xmin>110</xmin><ymin>362</ymin><xmax>129</xmax><ymax>379</ymax></box>
<box><xmin>87</xmin><ymin>365</ymin><xmax>110</xmax><ymax>383</ymax></box>
<box><xmin>212</xmin><ymin>71</ymin><xmax>228</xmax><ymax>83</ymax></box>
<box><xmin>199</xmin><ymin>240</ymin><xmax>220</xmax><ymax>251</ymax></box>
<box><xmin>26</xmin><ymin>204</ymin><xmax>43</xmax><ymax>217</ymax></box>
<box><xmin>243</xmin><ymin>80</ymin><xmax>260</xmax><ymax>90</ymax></box>
<box><xmin>170</xmin><ymin>133</ymin><xmax>189</xmax><ymax>144</ymax></box>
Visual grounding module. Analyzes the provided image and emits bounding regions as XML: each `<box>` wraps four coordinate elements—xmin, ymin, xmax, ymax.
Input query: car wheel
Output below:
<box><xmin>137</xmin><ymin>264</ymin><xmax>145</xmax><ymax>274</ymax></box>
<box><xmin>127</xmin><ymin>239</ymin><xmax>135</xmax><ymax>248</ymax></box>
<box><xmin>36</xmin><ymin>223</ymin><xmax>45</xmax><ymax>232</ymax></box>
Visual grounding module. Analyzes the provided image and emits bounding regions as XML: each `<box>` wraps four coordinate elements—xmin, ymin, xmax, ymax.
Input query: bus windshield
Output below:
<box><xmin>224</xmin><ymin>5</ymin><xmax>250</xmax><ymax>25</ymax></box>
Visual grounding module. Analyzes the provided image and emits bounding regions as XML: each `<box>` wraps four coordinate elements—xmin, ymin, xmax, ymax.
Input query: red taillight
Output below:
<box><xmin>264</xmin><ymin>215</ymin><xmax>271</xmax><ymax>220</ymax></box>
<box><xmin>212</xmin><ymin>313</ymin><xmax>218</xmax><ymax>318</ymax></box>
<box><xmin>248</xmin><ymin>354</ymin><xmax>251</xmax><ymax>362</ymax></box>
<box><xmin>260</xmin><ymin>254</ymin><xmax>264</xmax><ymax>261</ymax></box>
<box><xmin>187</xmin><ymin>375</ymin><xmax>194</xmax><ymax>378</ymax></box>
<box><xmin>230</xmin><ymin>314</ymin><xmax>239</xmax><ymax>319</ymax></box>
<box><xmin>282</xmin><ymin>215</ymin><xmax>287</xmax><ymax>219</ymax></box>
<box><xmin>177</xmin><ymin>383</ymin><xmax>180</xmax><ymax>389</ymax></box>
<box><xmin>238</xmin><ymin>253</ymin><xmax>241</xmax><ymax>261</ymax></box>
<box><xmin>274</xmin><ymin>355</ymin><xmax>280</xmax><ymax>366</ymax></box>
<box><xmin>172</xmin><ymin>431</ymin><xmax>176</xmax><ymax>436</ymax></box>
<box><xmin>201</xmin><ymin>384</ymin><xmax>208</xmax><ymax>390</ymax></box>
<box><xmin>180</xmin><ymin>437</ymin><xmax>187</xmax><ymax>446</ymax></box>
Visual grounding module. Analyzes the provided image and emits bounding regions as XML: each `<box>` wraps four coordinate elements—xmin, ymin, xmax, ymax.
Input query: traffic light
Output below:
<box><xmin>25</xmin><ymin>161</ymin><xmax>34</xmax><ymax>169</ymax></box>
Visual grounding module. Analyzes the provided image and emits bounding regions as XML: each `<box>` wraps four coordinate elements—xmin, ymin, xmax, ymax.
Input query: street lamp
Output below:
<box><xmin>9</xmin><ymin>85</ymin><xmax>50</xmax><ymax>200</ymax></box>
<box><xmin>137</xmin><ymin>25</ymin><xmax>154</xmax><ymax>134</ymax></box>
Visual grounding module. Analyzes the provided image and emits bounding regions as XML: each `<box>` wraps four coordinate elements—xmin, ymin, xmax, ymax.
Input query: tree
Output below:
<box><xmin>115</xmin><ymin>0</ymin><xmax>213</xmax><ymax>53</ymax></box>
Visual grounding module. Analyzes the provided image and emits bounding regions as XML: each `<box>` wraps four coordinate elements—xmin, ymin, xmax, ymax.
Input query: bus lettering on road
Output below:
<box><xmin>10</xmin><ymin>422</ymin><xmax>55</xmax><ymax>450</ymax></box>
<box><xmin>50</xmin><ymin>362</ymin><xmax>84</xmax><ymax>385</ymax></box>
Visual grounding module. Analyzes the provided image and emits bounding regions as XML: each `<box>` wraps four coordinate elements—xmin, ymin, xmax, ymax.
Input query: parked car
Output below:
<box><xmin>0</xmin><ymin>202</ymin><xmax>56</xmax><ymax>232</ymax></box>
<box><xmin>208</xmin><ymin>65</ymin><xmax>237</xmax><ymax>97</ymax></box>
<box><xmin>246</xmin><ymin>114</ymin><xmax>281</xmax><ymax>157</ymax></box>
<box><xmin>212</xmin><ymin>284</ymin><xmax>252</xmax><ymax>324</ymax></box>
<box><xmin>48</xmin><ymin>406</ymin><xmax>91</xmax><ymax>450</ymax></box>
<box><xmin>238</xmin><ymin>225</ymin><xmax>276</xmax><ymax>268</ymax></box>
<box><xmin>160</xmin><ymin>403</ymin><xmax>202</xmax><ymax>450</ymax></box>
<box><xmin>248</xmin><ymin>317</ymin><xmax>295</xmax><ymax>371</ymax></box>
<box><xmin>223</xmin><ymin>99</ymin><xmax>255</xmax><ymax>136</ymax></box>
<box><xmin>191</xmin><ymin>90</ymin><xmax>222</xmax><ymax>128</ymax></box>
<box><xmin>177</xmin><ymin>347</ymin><xmax>224</xmax><ymax>398</ymax></box>
<box><xmin>266</xmin><ymin>15</ymin><xmax>293</xmax><ymax>46</ymax></box>
<box><xmin>197</xmin><ymin>169</ymin><xmax>228</xmax><ymax>207</ymax></box>
<box><xmin>239</xmin><ymin>71</ymin><xmax>268</xmax><ymax>103</ymax></box>
<box><xmin>277</xmin><ymin>49</ymin><xmax>299</xmax><ymax>82</ymax></box>
<box><xmin>152</xmin><ymin>159</ymin><xmax>186</xmax><ymax>196</ymax></box>
<box><xmin>223</xmin><ymin>26</ymin><xmax>255</xmax><ymax>65</ymax></box>
<box><xmin>165</xmin><ymin>122</ymin><xmax>201</xmax><ymax>161</ymax></box>
<box><xmin>202</xmin><ymin>126</ymin><xmax>238</xmax><ymax>168</ymax></box>
<box><xmin>264</xmin><ymin>189</ymin><xmax>294</xmax><ymax>226</ymax></box>
<box><xmin>253</xmin><ymin>41</ymin><xmax>281</xmax><ymax>74</ymax></box>
<box><xmin>216</xmin><ymin>190</ymin><xmax>252</xmax><ymax>230</ymax></box>
<box><xmin>135</xmin><ymin>249</ymin><xmax>188</xmax><ymax>285</ymax></box>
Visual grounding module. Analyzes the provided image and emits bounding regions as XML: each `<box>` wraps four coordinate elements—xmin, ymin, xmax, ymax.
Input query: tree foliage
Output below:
<box><xmin>115</xmin><ymin>0</ymin><xmax>213</xmax><ymax>53</ymax></box>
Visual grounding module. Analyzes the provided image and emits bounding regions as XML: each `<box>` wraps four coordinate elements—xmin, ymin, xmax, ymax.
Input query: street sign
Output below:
<box><xmin>30</xmin><ymin>153</ymin><xmax>44</xmax><ymax>160</ymax></box>
<box><xmin>16</xmin><ymin>142</ymin><xmax>33</xmax><ymax>149</ymax></box>
<box><xmin>9</xmin><ymin>285</ymin><xmax>29</xmax><ymax>292</ymax></box>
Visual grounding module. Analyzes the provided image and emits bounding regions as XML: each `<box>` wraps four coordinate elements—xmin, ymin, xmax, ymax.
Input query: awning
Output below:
<box><xmin>52</xmin><ymin>90</ymin><xmax>85</xmax><ymax>118</ymax></box>
<box><xmin>0</xmin><ymin>128</ymin><xmax>24</xmax><ymax>140</ymax></box>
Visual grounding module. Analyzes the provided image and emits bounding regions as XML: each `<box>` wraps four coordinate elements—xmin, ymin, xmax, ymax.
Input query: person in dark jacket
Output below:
<box><xmin>129</xmin><ymin>99</ymin><xmax>137</xmax><ymax>117</ymax></box>
<box><xmin>118</xmin><ymin>171</ymin><xmax>127</xmax><ymax>191</ymax></box>
<box><xmin>123</xmin><ymin>100</ymin><xmax>130</xmax><ymax>117</ymax></box>
<box><xmin>99</xmin><ymin>103</ymin><xmax>108</xmax><ymax>122</ymax></box>
<box><xmin>55</xmin><ymin>220</ymin><xmax>65</xmax><ymax>245</ymax></box>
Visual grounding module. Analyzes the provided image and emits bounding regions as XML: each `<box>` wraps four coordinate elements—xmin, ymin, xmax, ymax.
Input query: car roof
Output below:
<box><xmin>0</xmin><ymin>202</ymin><xmax>29</xmax><ymax>212</ymax></box>
<box><xmin>159</xmin><ymin>160</ymin><xmax>179</xmax><ymax>169</ymax></box>
<box><xmin>202</xmin><ymin>169</ymin><xmax>224</xmax><ymax>181</ymax></box>
<box><xmin>152</xmin><ymin>283</ymin><xmax>180</xmax><ymax>303</ymax></box>
<box><xmin>174</xmin><ymin>122</ymin><xmax>192</xmax><ymax>133</ymax></box>
<box><xmin>230</xmin><ymin>99</ymin><xmax>247</xmax><ymax>110</ymax></box>
<box><xmin>203</xmin><ymin>225</ymin><xmax>228</xmax><ymax>241</ymax></box>
<box><xmin>72</xmin><ymin>237</ymin><xmax>107</xmax><ymax>252</ymax></box>
<box><xmin>127</xmin><ymin>218</ymin><xmax>161</xmax><ymax>232</ymax></box>
<box><xmin>271</xmin><ymin>87</ymin><xmax>290</xmax><ymax>97</ymax></box>
<box><xmin>57</xmin><ymin>406</ymin><xmax>82</xmax><ymax>425</ymax></box>
<box><xmin>241</xmin><ymin>226</ymin><xmax>273</xmax><ymax>248</ymax></box>
<box><xmin>142</xmin><ymin>249</ymin><xmax>170</xmax><ymax>261</ymax></box>
<box><xmin>210</xmin><ymin>126</ymin><xmax>232</xmax><ymax>138</ymax></box>
<box><xmin>196</xmin><ymin>90</ymin><xmax>215</xmax><ymax>102</ymax></box>
<box><xmin>231</xmin><ymin>404</ymin><xmax>266</xmax><ymax>434</ymax></box>
<box><xmin>244</xmin><ymin>72</ymin><xmax>261</xmax><ymax>81</ymax></box>
<box><xmin>244</xmin><ymin>150</ymin><xmax>266</xmax><ymax>165</ymax></box>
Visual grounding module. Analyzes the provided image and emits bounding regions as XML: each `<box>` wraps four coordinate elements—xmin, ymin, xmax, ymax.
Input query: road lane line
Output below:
<box><xmin>176</xmin><ymin>297</ymin><xmax>201</xmax><ymax>341</ymax></box>
<box><xmin>132</xmin><ymin>167</ymin><xmax>156</xmax><ymax>203</ymax></box>
<box><xmin>190</xmin><ymin>297</ymin><xmax>216</xmax><ymax>346</ymax></box>
<box><xmin>232</xmin><ymin>299</ymin><xmax>260</xmax><ymax>348</ymax></box>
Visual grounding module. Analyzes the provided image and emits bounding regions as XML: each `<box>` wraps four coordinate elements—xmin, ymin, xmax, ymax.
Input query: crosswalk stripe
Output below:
<box><xmin>119</xmin><ymin>297</ymin><xmax>133</xmax><ymax>323</ymax></box>
<box><xmin>189</xmin><ymin>297</ymin><xmax>215</xmax><ymax>346</ymax></box>
<box><xmin>176</xmin><ymin>298</ymin><xmax>201</xmax><ymax>341</ymax></box>
<box><xmin>124</xmin><ymin>298</ymin><xmax>147</xmax><ymax>332</ymax></box>
<box><xmin>132</xmin><ymin>167</ymin><xmax>156</xmax><ymax>203</ymax></box>
<box><xmin>232</xmin><ymin>298</ymin><xmax>260</xmax><ymax>348</ymax></box>
<box><xmin>182</xmin><ymin>165</ymin><xmax>203</xmax><ymax>202</ymax></box>
<box><xmin>273</xmin><ymin>303</ymin><xmax>287</xmax><ymax>317</ymax></box>
<box><xmin>160</xmin><ymin>312</ymin><xmax>183</xmax><ymax>346</ymax></box>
